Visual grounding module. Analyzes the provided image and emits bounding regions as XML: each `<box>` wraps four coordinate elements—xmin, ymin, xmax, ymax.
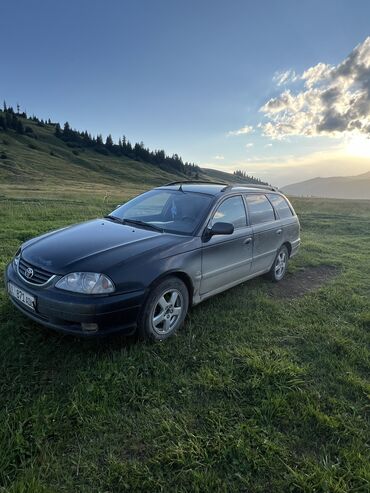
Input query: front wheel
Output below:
<box><xmin>267</xmin><ymin>245</ymin><xmax>289</xmax><ymax>282</ymax></box>
<box><xmin>137</xmin><ymin>276</ymin><xmax>189</xmax><ymax>341</ymax></box>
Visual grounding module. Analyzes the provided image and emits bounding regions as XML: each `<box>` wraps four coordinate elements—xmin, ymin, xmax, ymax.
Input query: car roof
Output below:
<box><xmin>157</xmin><ymin>183</ymin><xmax>227</xmax><ymax>195</ymax></box>
<box><xmin>157</xmin><ymin>181</ymin><xmax>280</xmax><ymax>196</ymax></box>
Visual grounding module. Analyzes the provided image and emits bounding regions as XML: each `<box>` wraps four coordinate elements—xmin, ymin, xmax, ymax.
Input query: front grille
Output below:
<box><xmin>18</xmin><ymin>257</ymin><xmax>55</xmax><ymax>285</ymax></box>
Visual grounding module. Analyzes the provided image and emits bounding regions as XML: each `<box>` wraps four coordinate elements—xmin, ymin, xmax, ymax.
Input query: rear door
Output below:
<box><xmin>245</xmin><ymin>193</ymin><xmax>283</xmax><ymax>274</ymax></box>
<box><xmin>267</xmin><ymin>193</ymin><xmax>299</xmax><ymax>252</ymax></box>
<box><xmin>200</xmin><ymin>195</ymin><xmax>253</xmax><ymax>296</ymax></box>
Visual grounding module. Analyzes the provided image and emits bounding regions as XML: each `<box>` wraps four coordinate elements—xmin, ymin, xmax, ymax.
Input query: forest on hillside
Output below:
<box><xmin>0</xmin><ymin>101</ymin><xmax>266</xmax><ymax>184</ymax></box>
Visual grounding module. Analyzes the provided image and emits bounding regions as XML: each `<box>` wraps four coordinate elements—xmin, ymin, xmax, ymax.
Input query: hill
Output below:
<box><xmin>282</xmin><ymin>171</ymin><xmax>370</xmax><ymax>200</ymax></box>
<box><xmin>0</xmin><ymin>107</ymin><xmax>265</xmax><ymax>193</ymax></box>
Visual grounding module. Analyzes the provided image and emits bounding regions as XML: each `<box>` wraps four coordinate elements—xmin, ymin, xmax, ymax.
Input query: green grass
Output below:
<box><xmin>0</xmin><ymin>191</ymin><xmax>369</xmax><ymax>492</ymax></box>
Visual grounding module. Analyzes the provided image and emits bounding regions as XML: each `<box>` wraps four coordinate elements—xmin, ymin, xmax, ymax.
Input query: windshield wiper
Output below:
<box><xmin>104</xmin><ymin>215</ymin><xmax>122</xmax><ymax>222</ymax></box>
<box><xmin>104</xmin><ymin>215</ymin><xmax>163</xmax><ymax>233</ymax></box>
<box><xmin>122</xmin><ymin>218</ymin><xmax>163</xmax><ymax>233</ymax></box>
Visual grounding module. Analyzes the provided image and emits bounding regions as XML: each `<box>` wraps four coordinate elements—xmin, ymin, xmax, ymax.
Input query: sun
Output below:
<box><xmin>346</xmin><ymin>134</ymin><xmax>370</xmax><ymax>158</ymax></box>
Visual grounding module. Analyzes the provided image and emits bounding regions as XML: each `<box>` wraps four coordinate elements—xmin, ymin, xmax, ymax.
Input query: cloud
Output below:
<box><xmin>260</xmin><ymin>37</ymin><xmax>370</xmax><ymax>139</ymax></box>
<box><xmin>228</xmin><ymin>125</ymin><xmax>253</xmax><ymax>136</ymax></box>
<box><xmin>273</xmin><ymin>69</ymin><xmax>298</xmax><ymax>86</ymax></box>
<box><xmin>302</xmin><ymin>62</ymin><xmax>332</xmax><ymax>88</ymax></box>
<box><xmin>245</xmin><ymin>142</ymin><xmax>254</xmax><ymax>148</ymax></box>
<box><xmin>214</xmin><ymin>155</ymin><xmax>224</xmax><ymax>160</ymax></box>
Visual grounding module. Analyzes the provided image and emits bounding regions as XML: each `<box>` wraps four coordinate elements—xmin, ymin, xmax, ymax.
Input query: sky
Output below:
<box><xmin>1</xmin><ymin>0</ymin><xmax>370</xmax><ymax>186</ymax></box>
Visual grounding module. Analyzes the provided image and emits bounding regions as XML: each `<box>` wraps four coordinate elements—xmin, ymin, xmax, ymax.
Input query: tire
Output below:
<box><xmin>266</xmin><ymin>245</ymin><xmax>289</xmax><ymax>282</ymax></box>
<box><xmin>137</xmin><ymin>276</ymin><xmax>189</xmax><ymax>341</ymax></box>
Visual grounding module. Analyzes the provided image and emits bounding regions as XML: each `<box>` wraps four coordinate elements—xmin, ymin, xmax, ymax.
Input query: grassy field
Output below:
<box><xmin>0</xmin><ymin>188</ymin><xmax>369</xmax><ymax>492</ymax></box>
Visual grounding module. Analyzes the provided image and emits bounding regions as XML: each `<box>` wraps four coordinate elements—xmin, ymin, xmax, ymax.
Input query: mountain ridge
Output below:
<box><xmin>282</xmin><ymin>171</ymin><xmax>370</xmax><ymax>200</ymax></box>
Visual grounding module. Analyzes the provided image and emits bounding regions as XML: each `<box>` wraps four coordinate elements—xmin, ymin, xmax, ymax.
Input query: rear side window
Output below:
<box><xmin>210</xmin><ymin>196</ymin><xmax>246</xmax><ymax>229</ymax></box>
<box><xmin>267</xmin><ymin>194</ymin><xmax>294</xmax><ymax>219</ymax></box>
<box><xmin>245</xmin><ymin>194</ymin><xmax>275</xmax><ymax>225</ymax></box>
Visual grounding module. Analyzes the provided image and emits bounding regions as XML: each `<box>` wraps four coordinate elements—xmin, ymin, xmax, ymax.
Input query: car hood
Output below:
<box><xmin>22</xmin><ymin>219</ymin><xmax>189</xmax><ymax>275</ymax></box>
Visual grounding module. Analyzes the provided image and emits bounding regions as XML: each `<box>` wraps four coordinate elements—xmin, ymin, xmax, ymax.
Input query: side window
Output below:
<box><xmin>210</xmin><ymin>196</ymin><xmax>246</xmax><ymax>229</ymax></box>
<box><xmin>267</xmin><ymin>194</ymin><xmax>294</xmax><ymax>219</ymax></box>
<box><xmin>246</xmin><ymin>194</ymin><xmax>275</xmax><ymax>225</ymax></box>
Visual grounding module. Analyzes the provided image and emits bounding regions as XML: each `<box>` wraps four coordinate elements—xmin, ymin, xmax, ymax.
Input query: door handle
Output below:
<box><xmin>244</xmin><ymin>237</ymin><xmax>252</xmax><ymax>244</ymax></box>
<box><xmin>276</xmin><ymin>229</ymin><xmax>282</xmax><ymax>235</ymax></box>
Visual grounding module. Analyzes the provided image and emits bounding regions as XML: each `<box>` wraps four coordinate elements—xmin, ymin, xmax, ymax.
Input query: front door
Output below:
<box><xmin>200</xmin><ymin>195</ymin><xmax>253</xmax><ymax>296</ymax></box>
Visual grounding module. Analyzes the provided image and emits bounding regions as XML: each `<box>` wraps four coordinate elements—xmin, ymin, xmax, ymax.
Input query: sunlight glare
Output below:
<box><xmin>346</xmin><ymin>134</ymin><xmax>370</xmax><ymax>158</ymax></box>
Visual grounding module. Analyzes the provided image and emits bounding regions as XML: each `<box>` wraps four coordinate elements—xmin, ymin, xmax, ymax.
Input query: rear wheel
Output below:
<box><xmin>137</xmin><ymin>276</ymin><xmax>189</xmax><ymax>341</ymax></box>
<box><xmin>267</xmin><ymin>245</ymin><xmax>289</xmax><ymax>282</ymax></box>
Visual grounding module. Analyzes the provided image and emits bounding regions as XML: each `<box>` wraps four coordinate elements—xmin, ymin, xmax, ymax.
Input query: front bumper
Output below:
<box><xmin>5</xmin><ymin>263</ymin><xmax>146</xmax><ymax>337</ymax></box>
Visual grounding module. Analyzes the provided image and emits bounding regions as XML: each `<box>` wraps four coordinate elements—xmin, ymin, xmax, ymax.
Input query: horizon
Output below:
<box><xmin>1</xmin><ymin>0</ymin><xmax>370</xmax><ymax>186</ymax></box>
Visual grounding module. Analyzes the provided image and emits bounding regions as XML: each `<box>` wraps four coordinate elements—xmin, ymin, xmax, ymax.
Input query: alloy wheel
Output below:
<box><xmin>275</xmin><ymin>251</ymin><xmax>287</xmax><ymax>280</ymax></box>
<box><xmin>151</xmin><ymin>289</ymin><xmax>183</xmax><ymax>335</ymax></box>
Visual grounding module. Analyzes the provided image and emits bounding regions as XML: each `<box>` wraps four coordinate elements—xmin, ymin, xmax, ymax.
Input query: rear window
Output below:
<box><xmin>267</xmin><ymin>194</ymin><xmax>294</xmax><ymax>219</ymax></box>
<box><xmin>245</xmin><ymin>194</ymin><xmax>275</xmax><ymax>225</ymax></box>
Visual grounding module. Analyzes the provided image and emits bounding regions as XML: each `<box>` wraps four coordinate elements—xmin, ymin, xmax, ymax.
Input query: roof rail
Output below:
<box><xmin>162</xmin><ymin>181</ymin><xmax>279</xmax><ymax>192</ymax></box>
<box><xmin>164</xmin><ymin>180</ymin><xmax>228</xmax><ymax>186</ymax></box>
<box><xmin>231</xmin><ymin>183</ymin><xmax>280</xmax><ymax>192</ymax></box>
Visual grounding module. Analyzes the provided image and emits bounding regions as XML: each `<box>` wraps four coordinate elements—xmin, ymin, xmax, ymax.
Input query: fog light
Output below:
<box><xmin>81</xmin><ymin>323</ymin><xmax>99</xmax><ymax>332</ymax></box>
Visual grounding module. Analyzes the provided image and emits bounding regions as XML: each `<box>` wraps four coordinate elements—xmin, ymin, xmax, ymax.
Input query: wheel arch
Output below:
<box><xmin>148</xmin><ymin>270</ymin><xmax>194</xmax><ymax>306</ymax></box>
<box><xmin>282</xmin><ymin>241</ymin><xmax>292</xmax><ymax>257</ymax></box>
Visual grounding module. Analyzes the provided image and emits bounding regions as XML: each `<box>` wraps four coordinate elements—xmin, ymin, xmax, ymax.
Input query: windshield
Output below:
<box><xmin>110</xmin><ymin>189</ymin><xmax>213</xmax><ymax>235</ymax></box>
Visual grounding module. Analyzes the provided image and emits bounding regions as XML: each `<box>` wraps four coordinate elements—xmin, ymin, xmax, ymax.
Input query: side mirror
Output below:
<box><xmin>209</xmin><ymin>222</ymin><xmax>234</xmax><ymax>236</ymax></box>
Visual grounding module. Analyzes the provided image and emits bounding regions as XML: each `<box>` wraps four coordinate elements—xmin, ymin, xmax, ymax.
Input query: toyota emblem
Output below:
<box><xmin>25</xmin><ymin>267</ymin><xmax>34</xmax><ymax>279</ymax></box>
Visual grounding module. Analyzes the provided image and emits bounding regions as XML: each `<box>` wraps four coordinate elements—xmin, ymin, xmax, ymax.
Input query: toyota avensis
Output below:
<box><xmin>5</xmin><ymin>182</ymin><xmax>300</xmax><ymax>340</ymax></box>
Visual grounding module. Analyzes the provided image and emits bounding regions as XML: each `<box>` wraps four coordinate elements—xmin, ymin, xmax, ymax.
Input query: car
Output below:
<box><xmin>5</xmin><ymin>181</ymin><xmax>300</xmax><ymax>340</ymax></box>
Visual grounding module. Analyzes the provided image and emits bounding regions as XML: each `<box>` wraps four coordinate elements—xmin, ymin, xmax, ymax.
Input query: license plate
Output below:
<box><xmin>8</xmin><ymin>282</ymin><xmax>36</xmax><ymax>311</ymax></box>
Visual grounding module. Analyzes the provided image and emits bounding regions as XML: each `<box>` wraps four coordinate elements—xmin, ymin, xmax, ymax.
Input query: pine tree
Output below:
<box><xmin>82</xmin><ymin>131</ymin><xmax>91</xmax><ymax>145</ymax></box>
<box><xmin>11</xmin><ymin>113</ymin><xmax>18</xmax><ymax>130</ymax></box>
<box><xmin>63</xmin><ymin>121</ymin><xmax>71</xmax><ymax>138</ymax></box>
<box><xmin>105</xmin><ymin>134</ymin><xmax>114</xmax><ymax>148</ymax></box>
<box><xmin>55</xmin><ymin>123</ymin><xmax>62</xmax><ymax>137</ymax></box>
<box><xmin>5</xmin><ymin>111</ymin><xmax>12</xmax><ymax>128</ymax></box>
<box><xmin>16</xmin><ymin>119</ymin><xmax>24</xmax><ymax>134</ymax></box>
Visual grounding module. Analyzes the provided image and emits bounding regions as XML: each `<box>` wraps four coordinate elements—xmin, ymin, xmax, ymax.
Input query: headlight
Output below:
<box><xmin>55</xmin><ymin>272</ymin><xmax>115</xmax><ymax>294</ymax></box>
<box><xmin>13</xmin><ymin>248</ymin><xmax>21</xmax><ymax>268</ymax></box>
